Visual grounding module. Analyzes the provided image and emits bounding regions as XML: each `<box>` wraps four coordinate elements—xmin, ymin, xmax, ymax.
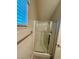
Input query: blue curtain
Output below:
<box><xmin>17</xmin><ymin>0</ymin><xmax>28</xmax><ymax>25</ymax></box>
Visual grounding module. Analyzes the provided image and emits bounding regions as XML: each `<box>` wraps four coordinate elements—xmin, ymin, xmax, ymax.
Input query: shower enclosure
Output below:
<box><xmin>32</xmin><ymin>20</ymin><xmax>60</xmax><ymax>59</ymax></box>
<box><xmin>34</xmin><ymin>21</ymin><xmax>50</xmax><ymax>53</ymax></box>
<box><xmin>33</xmin><ymin>20</ymin><xmax>60</xmax><ymax>59</ymax></box>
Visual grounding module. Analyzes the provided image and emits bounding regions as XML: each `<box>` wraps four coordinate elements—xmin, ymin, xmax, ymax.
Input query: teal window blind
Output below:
<box><xmin>17</xmin><ymin>0</ymin><xmax>28</xmax><ymax>25</ymax></box>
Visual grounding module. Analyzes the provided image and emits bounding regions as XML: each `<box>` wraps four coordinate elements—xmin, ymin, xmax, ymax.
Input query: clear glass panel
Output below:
<box><xmin>34</xmin><ymin>21</ymin><xmax>50</xmax><ymax>53</ymax></box>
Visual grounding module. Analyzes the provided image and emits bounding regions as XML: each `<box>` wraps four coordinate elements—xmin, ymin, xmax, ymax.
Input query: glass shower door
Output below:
<box><xmin>34</xmin><ymin>21</ymin><xmax>50</xmax><ymax>53</ymax></box>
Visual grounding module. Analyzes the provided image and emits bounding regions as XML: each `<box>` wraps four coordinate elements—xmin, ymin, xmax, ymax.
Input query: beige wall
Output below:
<box><xmin>17</xmin><ymin>34</ymin><xmax>33</xmax><ymax>59</ymax></box>
<box><xmin>36</xmin><ymin>0</ymin><xmax>60</xmax><ymax>21</ymax></box>
<box><xmin>28</xmin><ymin>0</ymin><xmax>38</xmax><ymax>28</ymax></box>
<box><xmin>28</xmin><ymin>0</ymin><xmax>61</xmax><ymax>25</ymax></box>
<box><xmin>51</xmin><ymin>1</ymin><xmax>61</xmax><ymax>21</ymax></box>
<box><xmin>28</xmin><ymin>0</ymin><xmax>61</xmax><ymax>27</ymax></box>
<box><xmin>54</xmin><ymin>28</ymin><xmax>61</xmax><ymax>59</ymax></box>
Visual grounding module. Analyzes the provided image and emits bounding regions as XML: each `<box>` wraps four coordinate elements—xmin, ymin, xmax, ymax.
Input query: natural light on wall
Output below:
<box><xmin>17</xmin><ymin>0</ymin><xmax>28</xmax><ymax>25</ymax></box>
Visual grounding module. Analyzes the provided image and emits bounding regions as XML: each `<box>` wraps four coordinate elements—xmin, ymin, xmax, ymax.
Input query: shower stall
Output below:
<box><xmin>32</xmin><ymin>20</ymin><xmax>60</xmax><ymax>59</ymax></box>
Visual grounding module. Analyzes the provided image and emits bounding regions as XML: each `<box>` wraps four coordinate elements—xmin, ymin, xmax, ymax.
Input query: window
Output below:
<box><xmin>17</xmin><ymin>0</ymin><xmax>28</xmax><ymax>26</ymax></box>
